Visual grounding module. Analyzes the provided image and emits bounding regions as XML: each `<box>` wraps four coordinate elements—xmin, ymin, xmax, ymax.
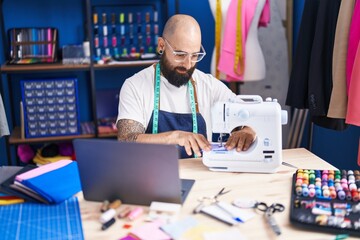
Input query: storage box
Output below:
<box><xmin>20</xmin><ymin>78</ymin><xmax>80</xmax><ymax>138</ymax></box>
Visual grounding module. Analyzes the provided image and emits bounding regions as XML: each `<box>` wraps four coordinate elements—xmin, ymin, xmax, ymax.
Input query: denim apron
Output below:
<box><xmin>145</xmin><ymin>63</ymin><xmax>207</xmax><ymax>158</ymax></box>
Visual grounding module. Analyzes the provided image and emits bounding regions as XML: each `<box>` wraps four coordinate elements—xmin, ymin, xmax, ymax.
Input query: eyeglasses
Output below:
<box><xmin>163</xmin><ymin>37</ymin><xmax>206</xmax><ymax>63</ymax></box>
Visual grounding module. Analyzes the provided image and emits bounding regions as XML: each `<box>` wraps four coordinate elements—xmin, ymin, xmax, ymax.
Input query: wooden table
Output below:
<box><xmin>79</xmin><ymin>148</ymin><xmax>356</xmax><ymax>240</ymax></box>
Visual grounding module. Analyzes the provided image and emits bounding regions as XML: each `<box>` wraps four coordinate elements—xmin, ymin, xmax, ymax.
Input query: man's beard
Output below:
<box><xmin>159</xmin><ymin>53</ymin><xmax>196</xmax><ymax>88</ymax></box>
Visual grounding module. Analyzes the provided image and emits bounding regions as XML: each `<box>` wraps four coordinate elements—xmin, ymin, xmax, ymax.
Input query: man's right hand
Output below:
<box><xmin>169</xmin><ymin>131</ymin><xmax>212</xmax><ymax>157</ymax></box>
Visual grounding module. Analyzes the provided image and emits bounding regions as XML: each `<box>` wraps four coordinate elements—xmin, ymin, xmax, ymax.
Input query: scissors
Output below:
<box><xmin>193</xmin><ymin>187</ymin><xmax>230</xmax><ymax>214</ymax></box>
<box><xmin>255</xmin><ymin>202</ymin><xmax>285</xmax><ymax>236</ymax></box>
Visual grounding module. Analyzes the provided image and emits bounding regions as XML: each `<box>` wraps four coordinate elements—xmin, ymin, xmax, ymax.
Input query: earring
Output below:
<box><xmin>158</xmin><ymin>49</ymin><xmax>163</xmax><ymax>55</ymax></box>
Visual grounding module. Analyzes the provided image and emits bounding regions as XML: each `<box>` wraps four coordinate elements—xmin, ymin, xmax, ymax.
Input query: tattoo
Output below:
<box><xmin>117</xmin><ymin>119</ymin><xmax>145</xmax><ymax>142</ymax></box>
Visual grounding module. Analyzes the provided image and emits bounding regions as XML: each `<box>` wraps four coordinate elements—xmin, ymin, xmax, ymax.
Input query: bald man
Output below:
<box><xmin>116</xmin><ymin>14</ymin><xmax>256</xmax><ymax>158</ymax></box>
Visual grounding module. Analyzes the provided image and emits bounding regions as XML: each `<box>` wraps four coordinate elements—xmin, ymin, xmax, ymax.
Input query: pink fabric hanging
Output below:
<box><xmin>217</xmin><ymin>0</ymin><xmax>270</xmax><ymax>82</ymax></box>
<box><xmin>346</xmin><ymin>43</ymin><xmax>360</xmax><ymax>127</ymax></box>
<box><xmin>346</xmin><ymin>0</ymin><xmax>360</xmax><ymax>94</ymax></box>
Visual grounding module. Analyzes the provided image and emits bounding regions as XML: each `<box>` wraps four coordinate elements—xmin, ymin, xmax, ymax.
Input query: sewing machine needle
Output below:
<box><xmin>218</xmin><ymin>134</ymin><xmax>223</xmax><ymax>147</ymax></box>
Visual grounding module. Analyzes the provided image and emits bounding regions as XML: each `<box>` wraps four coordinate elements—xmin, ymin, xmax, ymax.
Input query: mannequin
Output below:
<box><xmin>216</xmin><ymin>0</ymin><xmax>268</xmax><ymax>82</ymax></box>
<box><xmin>209</xmin><ymin>0</ymin><xmax>231</xmax><ymax>80</ymax></box>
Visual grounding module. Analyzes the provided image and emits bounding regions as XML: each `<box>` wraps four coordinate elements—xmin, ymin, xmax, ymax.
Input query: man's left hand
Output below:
<box><xmin>225</xmin><ymin>126</ymin><xmax>256</xmax><ymax>152</ymax></box>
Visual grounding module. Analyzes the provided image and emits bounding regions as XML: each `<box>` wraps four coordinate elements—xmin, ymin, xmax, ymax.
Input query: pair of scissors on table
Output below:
<box><xmin>255</xmin><ymin>202</ymin><xmax>285</xmax><ymax>236</ymax></box>
<box><xmin>193</xmin><ymin>187</ymin><xmax>230</xmax><ymax>214</ymax></box>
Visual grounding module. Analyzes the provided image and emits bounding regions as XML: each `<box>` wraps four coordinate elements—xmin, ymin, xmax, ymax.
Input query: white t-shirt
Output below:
<box><xmin>117</xmin><ymin>65</ymin><xmax>236</xmax><ymax>140</ymax></box>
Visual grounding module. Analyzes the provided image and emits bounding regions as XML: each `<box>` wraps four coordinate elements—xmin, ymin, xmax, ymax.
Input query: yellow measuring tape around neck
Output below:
<box><xmin>234</xmin><ymin>0</ymin><xmax>244</xmax><ymax>76</ymax></box>
<box><xmin>215</xmin><ymin>0</ymin><xmax>222</xmax><ymax>79</ymax></box>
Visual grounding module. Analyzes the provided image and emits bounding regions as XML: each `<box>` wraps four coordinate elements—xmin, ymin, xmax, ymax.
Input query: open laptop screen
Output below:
<box><xmin>73</xmin><ymin>139</ymin><xmax>194</xmax><ymax>205</ymax></box>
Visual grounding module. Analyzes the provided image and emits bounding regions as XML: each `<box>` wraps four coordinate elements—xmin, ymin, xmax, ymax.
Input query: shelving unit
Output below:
<box><xmin>9</xmin><ymin>127</ymin><xmax>95</xmax><ymax>144</ymax></box>
<box><xmin>1</xmin><ymin>63</ymin><xmax>90</xmax><ymax>73</ymax></box>
<box><xmin>0</xmin><ymin>0</ymin><xmax>167</xmax><ymax>165</ymax></box>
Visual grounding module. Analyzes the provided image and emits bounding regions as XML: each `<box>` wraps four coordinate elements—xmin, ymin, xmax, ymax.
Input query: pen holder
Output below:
<box><xmin>8</xmin><ymin>28</ymin><xmax>58</xmax><ymax>64</ymax></box>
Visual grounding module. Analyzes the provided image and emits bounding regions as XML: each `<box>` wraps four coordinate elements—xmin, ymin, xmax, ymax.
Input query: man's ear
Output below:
<box><xmin>157</xmin><ymin>37</ymin><xmax>165</xmax><ymax>52</ymax></box>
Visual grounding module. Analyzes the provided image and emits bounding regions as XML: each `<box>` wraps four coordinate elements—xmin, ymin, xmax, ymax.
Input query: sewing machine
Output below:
<box><xmin>202</xmin><ymin>95</ymin><xmax>288</xmax><ymax>173</ymax></box>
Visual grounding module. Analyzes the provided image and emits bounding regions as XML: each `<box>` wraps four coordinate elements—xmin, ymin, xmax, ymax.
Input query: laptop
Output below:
<box><xmin>73</xmin><ymin>139</ymin><xmax>195</xmax><ymax>206</ymax></box>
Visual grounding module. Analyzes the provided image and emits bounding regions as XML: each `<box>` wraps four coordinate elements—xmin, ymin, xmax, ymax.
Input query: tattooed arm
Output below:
<box><xmin>117</xmin><ymin>119</ymin><xmax>145</xmax><ymax>142</ymax></box>
<box><xmin>116</xmin><ymin>119</ymin><xmax>211</xmax><ymax>157</ymax></box>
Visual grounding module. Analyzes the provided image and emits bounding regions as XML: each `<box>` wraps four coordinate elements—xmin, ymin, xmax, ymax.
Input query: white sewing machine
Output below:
<box><xmin>202</xmin><ymin>95</ymin><xmax>288</xmax><ymax>173</ymax></box>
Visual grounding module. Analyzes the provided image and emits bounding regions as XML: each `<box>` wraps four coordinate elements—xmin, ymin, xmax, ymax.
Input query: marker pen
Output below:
<box><xmin>122</xmin><ymin>48</ymin><xmax>128</xmax><ymax>57</ymax></box>
<box><xmin>145</xmin><ymin>12</ymin><xmax>150</xmax><ymax>23</ymax></box>
<box><xmin>139</xmin><ymin>46</ymin><xmax>144</xmax><ymax>54</ymax></box>
<box><xmin>103</xmin><ymin>25</ymin><xmax>108</xmax><ymax>36</ymax></box>
<box><xmin>93</xmin><ymin>12</ymin><xmax>98</xmax><ymax>25</ymax></box>
<box><xmin>128</xmin><ymin>207</ymin><xmax>143</xmax><ymax>221</ymax></box>
<box><xmin>99</xmin><ymin>208</ymin><xmax>116</xmax><ymax>224</ymax></box>
<box><xmin>111</xmin><ymin>26</ymin><xmax>117</xmax><ymax>47</ymax></box>
<box><xmin>105</xmin><ymin>48</ymin><xmax>110</xmax><ymax>56</ymax></box>
<box><xmin>101</xmin><ymin>218</ymin><xmax>116</xmax><ymax>231</ymax></box>
<box><xmin>138</xmin><ymin>35</ymin><xmax>143</xmax><ymax>46</ymax></box>
<box><xmin>154</xmin><ymin>11</ymin><xmax>158</xmax><ymax>23</ymax></box>
<box><xmin>128</xmin><ymin>13</ymin><xmax>133</xmax><ymax>23</ymax></box>
<box><xmin>96</xmin><ymin>48</ymin><xmax>101</xmax><ymax>57</ymax></box>
<box><xmin>119</xmin><ymin>13</ymin><xmax>125</xmax><ymax>24</ymax></box>
<box><xmin>137</xmin><ymin>12</ymin><xmax>141</xmax><ymax>23</ymax></box>
<box><xmin>112</xmin><ymin>35</ymin><xmax>117</xmax><ymax>47</ymax></box>
<box><xmin>103</xmin><ymin>36</ymin><xmax>108</xmax><ymax>47</ymax></box>
<box><xmin>94</xmin><ymin>26</ymin><xmax>99</xmax><ymax>48</ymax></box>
<box><xmin>111</xmin><ymin>13</ymin><xmax>116</xmax><ymax>25</ymax></box>
<box><xmin>108</xmin><ymin>199</ymin><xmax>122</xmax><ymax>209</ymax></box>
<box><xmin>154</xmin><ymin>24</ymin><xmax>159</xmax><ymax>35</ymax></box>
<box><xmin>102</xmin><ymin>13</ymin><xmax>107</xmax><ymax>25</ymax></box>
<box><xmin>146</xmin><ymin>35</ymin><xmax>151</xmax><ymax>46</ymax></box>
<box><xmin>129</xmin><ymin>24</ymin><xmax>134</xmax><ymax>36</ymax></box>
<box><xmin>100</xmin><ymin>200</ymin><xmax>109</xmax><ymax>213</ymax></box>
<box><xmin>114</xmin><ymin>48</ymin><xmax>119</xmax><ymax>58</ymax></box>
<box><xmin>117</xmin><ymin>206</ymin><xmax>131</xmax><ymax>218</ymax></box>
<box><xmin>120</xmin><ymin>25</ymin><xmax>125</xmax><ymax>36</ymax></box>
